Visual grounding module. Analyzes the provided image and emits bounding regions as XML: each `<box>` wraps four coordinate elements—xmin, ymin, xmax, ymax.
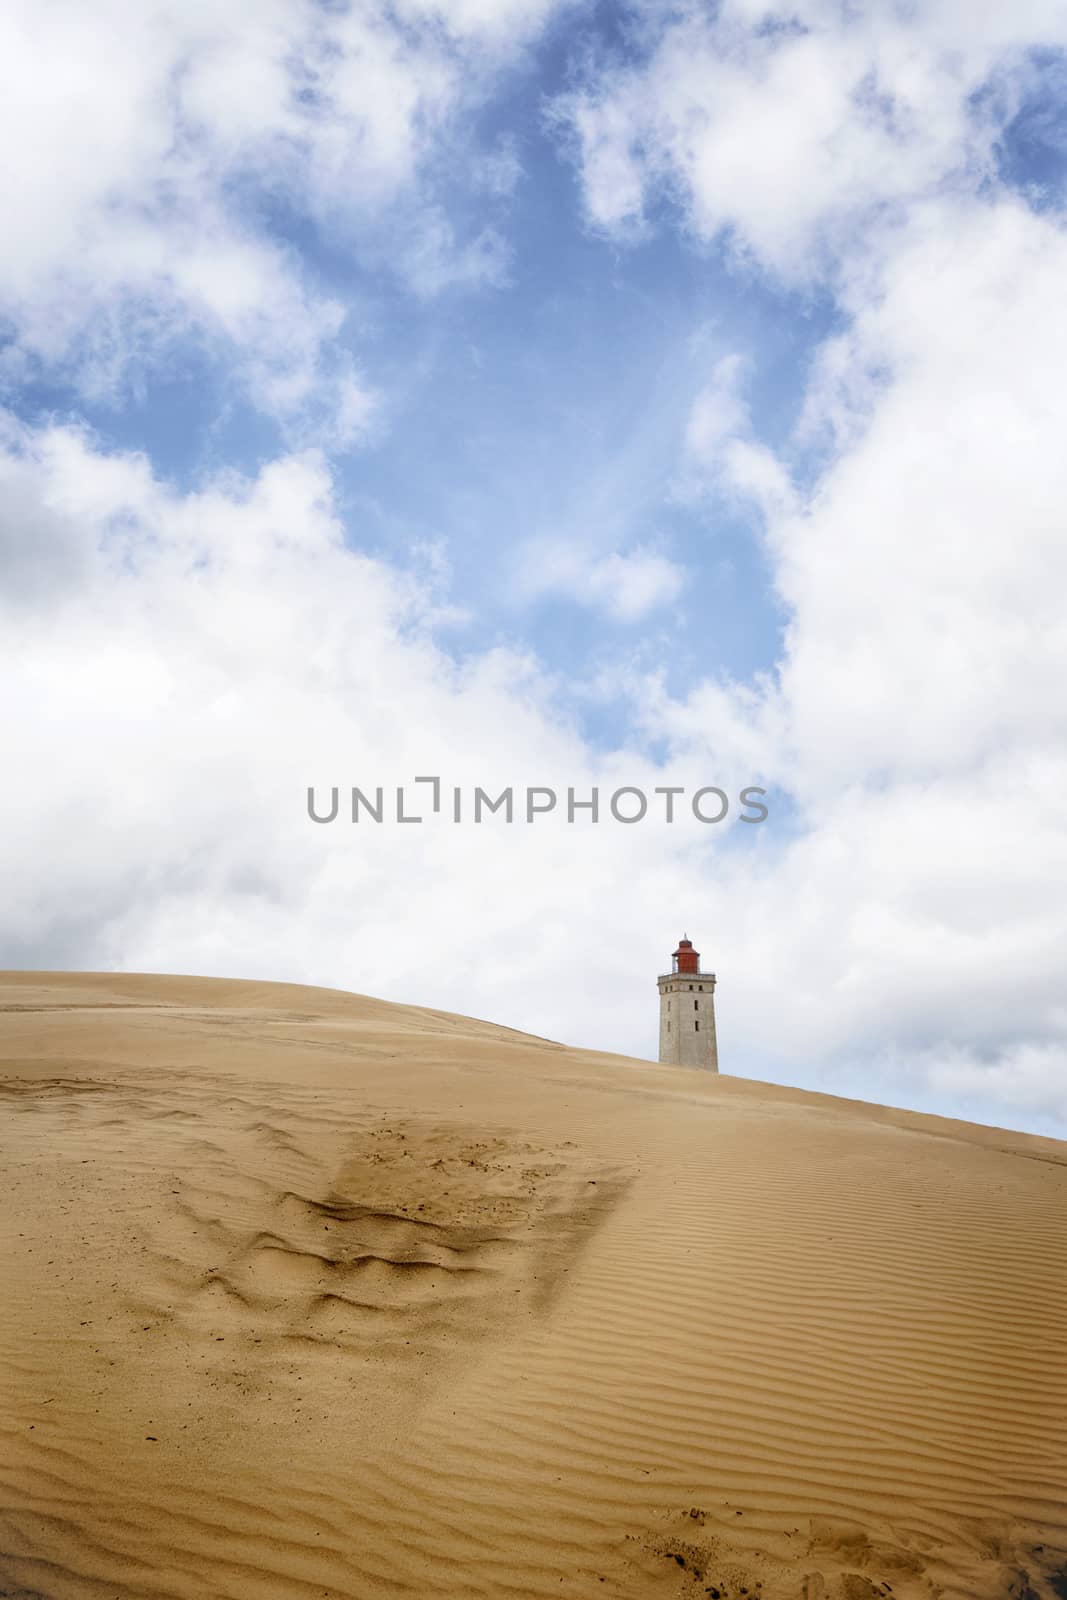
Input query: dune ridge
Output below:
<box><xmin>1</xmin><ymin>971</ymin><xmax>1065</xmax><ymax>1599</ymax></box>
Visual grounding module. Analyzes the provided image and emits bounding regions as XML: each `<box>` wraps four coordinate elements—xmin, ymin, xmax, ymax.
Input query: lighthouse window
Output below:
<box><xmin>689</xmin><ymin>983</ymin><xmax>694</xmax><ymax>990</ymax></box>
<box><xmin>667</xmin><ymin>1021</ymin><xmax>670</xmax><ymax>1032</ymax></box>
<box><xmin>693</xmin><ymin>999</ymin><xmax>698</xmax><ymax>1011</ymax></box>
<box><xmin>695</xmin><ymin>1021</ymin><xmax>700</xmax><ymax>1031</ymax></box>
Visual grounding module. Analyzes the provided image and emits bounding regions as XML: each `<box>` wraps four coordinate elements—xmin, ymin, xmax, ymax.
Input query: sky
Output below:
<box><xmin>2</xmin><ymin>0</ymin><xmax>1067</xmax><ymax>1136</ymax></box>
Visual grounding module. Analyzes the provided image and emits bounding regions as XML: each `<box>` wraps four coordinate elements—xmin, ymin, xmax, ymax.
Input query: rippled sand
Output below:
<box><xmin>2</xmin><ymin>971</ymin><xmax>1065</xmax><ymax>1599</ymax></box>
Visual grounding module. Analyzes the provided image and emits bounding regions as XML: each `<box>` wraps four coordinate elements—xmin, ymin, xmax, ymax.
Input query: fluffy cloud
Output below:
<box><xmin>0</xmin><ymin>417</ymin><xmax>755</xmax><ymax>1053</ymax></box>
<box><xmin>622</xmin><ymin>205</ymin><xmax>1067</xmax><ymax>1123</ymax></box>
<box><xmin>556</xmin><ymin>1</ymin><xmax>1067</xmax><ymax>276</ymax></box>
<box><xmin>547</xmin><ymin>3</ymin><xmax>1067</xmax><ymax>1124</ymax></box>
<box><xmin>680</xmin><ymin>353</ymin><xmax>794</xmax><ymax>516</ymax></box>
<box><xmin>679</xmin><ymin>198</ymin><xmax>1067</xmax><ymax>795</ymax></box>
<box><xmin>0</xmin><ymin>0</ymin><xmax>564</xmax><ymax>429</ymax></box>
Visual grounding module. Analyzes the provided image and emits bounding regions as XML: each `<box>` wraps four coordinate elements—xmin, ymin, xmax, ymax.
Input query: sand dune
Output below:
<box><xmin>1</xmin><ymin>972</ymin><xmax>1065</xmax><ymax>1599</ymax></box>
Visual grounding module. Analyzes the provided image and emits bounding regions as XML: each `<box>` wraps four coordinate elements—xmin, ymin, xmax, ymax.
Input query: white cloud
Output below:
<box><xmin>0</xmin><ymin>0</ymin><xmax>565</xmax><ymax>433</ymax></box>
<box><xmin>618</xmin><ymin>190</ymin><xmax>1067</xmax><ymax>1125</ymax></box>
<box><xmin>929</xmin><ymin>1041</ymin><xmax>1067</xmax><ymax>1123</ymax></box>
<box><xmin>516</xmin><ymin>538</ymin><xmax>685</xmax><ymax>620</ymax></box>
<box><xmin>542</xmin><ymin>6</ymin><xmax>1067</xmax><ymax>1128</ymax></box>
<box><xmin>0</xmin><ymin>416</ymin><xmax>752</xmax><ymax>1062</ymax></box>
<box><xmin>684</xmin><ymin>354</ymin><xmax>751</xmax><ymax>459</ymax></box>
<box><xmin>555</xmin><ymin>1</ymin><xmax>1067</xmax><ymax>278</ymax></box>
<box><xmin>680</xmin><ymin>353</ymin><xmax>795</xmax><ymax>516</ymax></box>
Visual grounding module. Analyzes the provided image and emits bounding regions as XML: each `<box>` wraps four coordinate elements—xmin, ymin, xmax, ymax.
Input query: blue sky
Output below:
<box><xmin>2</xmin><ymin>1</ymin><xmax>1067</xmax><ymax>1137</ymax></box>
<box><xmin>13</xmin><ymin>21</ymin><xmax>822</xmax><ymax>724</ymax></box>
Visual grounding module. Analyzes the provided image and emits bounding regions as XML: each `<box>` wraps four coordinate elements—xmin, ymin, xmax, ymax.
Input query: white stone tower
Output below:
<box><xmin>657</xmin><ymin>936</ymin><xmax>718</xmax><ymax>1071</ymax></box>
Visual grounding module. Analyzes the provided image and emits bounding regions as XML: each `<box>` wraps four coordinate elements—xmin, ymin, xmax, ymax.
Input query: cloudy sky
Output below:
<box><xmin>3</xmin><ymin>1</ymin><xmax>1067</xmax><ymax>1135</ymax></box>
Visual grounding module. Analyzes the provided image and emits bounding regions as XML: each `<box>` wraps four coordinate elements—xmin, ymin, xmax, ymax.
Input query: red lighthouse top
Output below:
<box><xmin>672</xmin><ymin>936</ymin><xmax>700</xmax><ymax>975</ymax></box>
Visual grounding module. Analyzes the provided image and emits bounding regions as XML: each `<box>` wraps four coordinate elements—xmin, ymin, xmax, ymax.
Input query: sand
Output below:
<box><xmin>1</xmin><ymin>972</ymin><xmax>1065</xmax><ymax>1600</ymax></box>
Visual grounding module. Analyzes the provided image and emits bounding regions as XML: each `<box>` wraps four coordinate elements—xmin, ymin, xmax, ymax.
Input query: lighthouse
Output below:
<box><xmin>657</xmin><ymin>936</ymin><xmax>718</xmax><ymax>1071</ymax></box>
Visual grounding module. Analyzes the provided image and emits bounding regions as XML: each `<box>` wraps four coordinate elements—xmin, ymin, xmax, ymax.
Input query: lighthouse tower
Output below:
<box><xmin>657</xmin><ymin>936</ymin><xmax>718</xmax><ymax>1071</ymax></box>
